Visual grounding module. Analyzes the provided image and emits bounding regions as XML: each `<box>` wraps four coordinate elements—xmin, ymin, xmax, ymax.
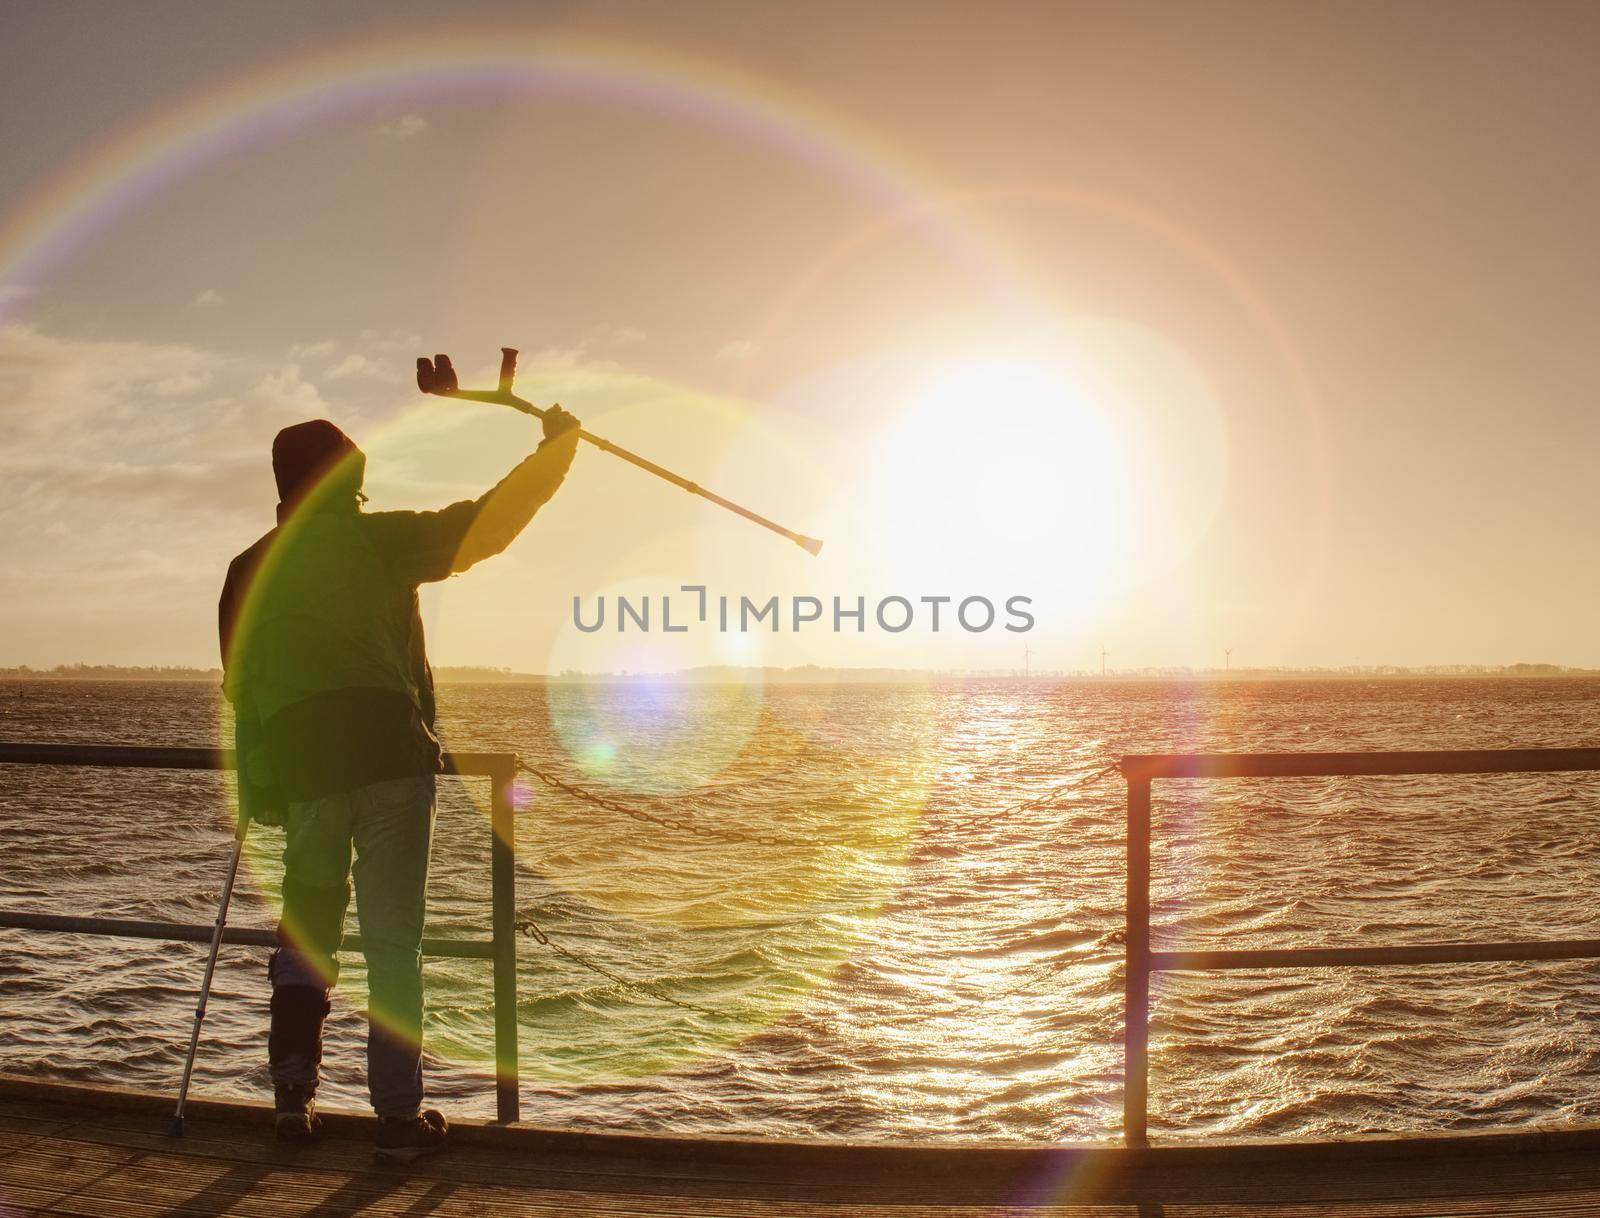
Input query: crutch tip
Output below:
<box><xmin>798</xmin><ymin>536</ymin><xmax>824</xmax><ymax>557</ymax></box>
<box><xmin>167</xmin><ymin>1115</ymin><xmax>185</xmax><ymax>1138</ymax></box>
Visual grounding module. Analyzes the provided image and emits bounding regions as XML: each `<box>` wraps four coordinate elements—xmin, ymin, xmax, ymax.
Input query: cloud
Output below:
<box><xmin>0</xmin><ymin>324</ymin><xmax>284</xmax><ymax>647</ymax></box>
<box><xmin>482</xmin><ymin>345</ymin><xmax>652</xmax><ymax>396</ymax></box>
<box><xmin>325</xmin><ymin>352</ymin><xmax>401</xmax><ymax>382</ymax></box>
<box><xmin>251</xmin><ymin>363</ymin><xmax>327</xmax><ymax>417</ymax></box>
<box><xmin>0</xmin><ymin>323</ymin><xmax>266</xmax><ymax>476</ymax></box>
<box><xmin>0</xmin><ymin>323</ymin><xmax>686</xmax><ymax>663</ymax></box>
<box><xmin>357</xmin><ymin>328</ymin><xmax>423</xmax><ymax>354</ymax></box>
<box><xmin>376</xmin><ymin>113</ymin><xmax>429</xmax><ymax>142</ymax></box>
<box><xmin>151</xmin><ymin>369</ymin><xmax>215</xmax><ymax>396</ymax></box>
<box><xmin>583</xmin><ymin>324</ymin><xmax>647</xmax><ymax>349</ymax></box>
<box><xmin>715</xmin><ymin>339</ymin><xmax>757</xmax><ymax>362</ymax></box>
<box><xmin>0</xmin><ymin>324</ymin><xmax>222</xmax><ymax>448</ymax></box>
<box><xmin>193</xmin><ymin>288</ymin><xmax>223</xmax><ymax>308</ymax></box>
<box><xmin>9</xmin><ymin>456</ymin><xmax>267</xmax><ymax>516</ymax></box>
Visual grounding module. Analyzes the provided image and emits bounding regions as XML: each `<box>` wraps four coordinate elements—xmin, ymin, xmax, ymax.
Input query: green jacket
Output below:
<box><xmin>220</xmin><ymin>431</ymin><xmax>579</xmax><ymax>823</ymax></box>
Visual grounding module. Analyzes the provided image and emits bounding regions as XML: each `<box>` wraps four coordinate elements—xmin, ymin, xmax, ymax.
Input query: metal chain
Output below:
<box><xmin>515</xmin><ymin>757</ymin><xmax>1124</xmax><ymax>844</ymax></box>
<box><xmin>509</xmin><ymin>759</ymin><xmax>1124</xmax><ymax>1020</ymax></box>
<box><xmin>935</xmin><ymin>760</ymin><xmax>1124</xmax><ymax>835</ymax></box>
<box><xmin>515</xmin><ymin>917</ymin><xmax>727</xmax><ymax>1018</ymax></box>
<box><xmin>515</xmin><ymin>760</ymin><xmax>801</xmax><ymax>847</ymax></box>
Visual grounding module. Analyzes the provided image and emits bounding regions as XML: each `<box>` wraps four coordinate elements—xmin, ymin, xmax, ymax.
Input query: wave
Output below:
<box><xmin>6</xmin><ymin>675</ymin><xmax>1600</xmax><ymax>1142</ymax></box>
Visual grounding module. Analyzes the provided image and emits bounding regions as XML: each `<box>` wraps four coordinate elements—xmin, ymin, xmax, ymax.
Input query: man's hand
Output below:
<box><xmin>542</xmin><ymin>404</ymin><xmax>581</xmax><ymax>443</ymax></box>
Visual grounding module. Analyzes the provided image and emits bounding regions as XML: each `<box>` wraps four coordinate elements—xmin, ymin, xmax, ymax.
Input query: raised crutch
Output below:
<box><xmin>418</xmin><ymin>347</ymin><xmax>824</xmax><ymax>555</ymax></box>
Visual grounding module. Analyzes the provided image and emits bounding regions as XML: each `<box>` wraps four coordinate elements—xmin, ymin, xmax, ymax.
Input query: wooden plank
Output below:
<box><xmin>27</xmin><ymin>1071</ymin><xmax>1600</xmax><ymax>1175</ymax></box>
<box><xmin>15</xmin><ymin>1078</ymin><xmax>1600</xmax><ymax>1215</ymax></box>
<box><xmin>17</xmin><ymin>1157</ymin><xmax>1600</xmax><ymax>1218</ymax></box>
<box><xmin>2</xmin><ymin>1119</ymin><xmax>1042</xmax><ymax>1209</ymax></box>
<box><xmin>0</xmin><ymin>1137</ymin><xmax>881</xmax><ymax>1217</ymax></box>
<box><xmin>0</xmin><ymin>1150</ymin><xmax>1107</xmax><ymax>1218</ymax></box>
<box><xmin>0</xmin><ymin>1085</ymin><xmax>1125</xmax><ymax>1202</ymax></box>
<box><xmin>12</xmin><ymin>1109</ymin><xmax>1600</xmax><ymax>1211</ymax></box>
<box><xmin>18</xmin><ymin>1128</ymin><xmax>1600</xmax><ymax>1218</ymax></box>
<box><xmin>16</xmin><ymin>1120</ymin><xmax>1600</xmax><ymax>1218</ymax></box>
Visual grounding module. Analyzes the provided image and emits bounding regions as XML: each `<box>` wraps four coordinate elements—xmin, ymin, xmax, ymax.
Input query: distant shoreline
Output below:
<box><xmin>1</xmin><ymin>663</ymin><xmax>1595</xmax><ymax>685</ymax></box>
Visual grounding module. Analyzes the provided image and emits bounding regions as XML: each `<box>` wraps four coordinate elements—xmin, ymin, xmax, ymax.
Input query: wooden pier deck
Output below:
<box><xmin>8</xmin><ymin>1079</ymin><xmax>1600</xmax><ymax>1215</ymax></box>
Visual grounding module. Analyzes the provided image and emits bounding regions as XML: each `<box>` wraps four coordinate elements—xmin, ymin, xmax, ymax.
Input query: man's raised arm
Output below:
<box><xmin>364</xmin><ymin>407</ymin><xmax>582</xmax><ymax>584</ymax></box>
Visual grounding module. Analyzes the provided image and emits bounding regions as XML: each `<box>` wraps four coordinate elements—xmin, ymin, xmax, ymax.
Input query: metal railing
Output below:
<box><xmin>0</xmin><ymin>741</ymin><xmax>523</xmax><ymax>1123</ymax></box>
<box><xmin>1120</xmin><ymin>747</ymin><xmax>1600</xmax><ymax>1146</ymax></box>
<box><xmin>9</xmin><ymin>739</ymin><xmax>1600</xmax><ymax>1144</ymax></box>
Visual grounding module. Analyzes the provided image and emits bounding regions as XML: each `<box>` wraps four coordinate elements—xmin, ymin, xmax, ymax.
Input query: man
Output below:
<box><xmin>219</xmin><ymin>403</ymin><xmax>580</xmax><ymax>1161</ymax></box>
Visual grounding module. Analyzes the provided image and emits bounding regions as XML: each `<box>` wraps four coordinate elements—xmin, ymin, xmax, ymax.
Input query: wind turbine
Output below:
<box><xmin>1224</xmin><ymin>647</ymin><xmax>1233</xmax><ymax>675</ymax></box>
<box><xmin>1100</xmin><ymin>644</ymin><xmax>1109</xmax><ymax>678</ymax></box>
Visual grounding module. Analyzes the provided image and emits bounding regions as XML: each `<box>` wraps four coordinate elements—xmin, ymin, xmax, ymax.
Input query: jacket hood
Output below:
<box><xmin>272</xmin><ymin>420</ymin><xmax>365</xmax><ymax>513</ymax></box>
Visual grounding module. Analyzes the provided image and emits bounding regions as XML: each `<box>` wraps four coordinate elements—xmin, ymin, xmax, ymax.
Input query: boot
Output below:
<box><xmin>268</xmin><ymin>984</ymin><xmax>331</xmax><ymax>1142</ymax></box>
<box><xmin>273</xmin><ymin>1085</ymin><xmax>323</xmax><ymax>1143</ymax></box>
<box><xmin>374</xmin><ymin>1109</ymin><xmax>449</xmax><ymax>1164</ymax></box>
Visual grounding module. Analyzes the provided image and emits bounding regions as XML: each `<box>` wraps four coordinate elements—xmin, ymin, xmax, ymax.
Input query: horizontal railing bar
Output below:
<box><xmin>0</xmin><ymin>742</ymin><xmax>229</xmax><ymax>769</ymax></box>
<box><xmin>0</xmin><ymin>741</ymin><xmax>515</xmax><ymax>778</ymax></box>
<box><xmin>1121</xmin><ymin>748</ymin><xmax>1600</xmax><ymax>781</ymax></box>
<box><xmin>0</xmin><ymin>909</ymin><xmax>495</xmax><ymax>960</ymax></box>
<box><xmin>1151</xmin><ymin>938</ymin><xmax>1600</xmax><ymax>971</ymax></box>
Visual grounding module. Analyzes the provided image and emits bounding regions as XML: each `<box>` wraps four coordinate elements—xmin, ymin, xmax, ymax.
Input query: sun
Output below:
<box><xmin>870</xmin><ymin>355</ymin><xmax>1130</xmax><ymax>615</ymax></box>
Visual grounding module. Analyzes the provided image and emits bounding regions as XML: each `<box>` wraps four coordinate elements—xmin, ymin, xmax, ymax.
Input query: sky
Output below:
<box><xmin>1</xmin><ymin>0</ymin><xmax>1597</xmax><ymax>674</ymax></box>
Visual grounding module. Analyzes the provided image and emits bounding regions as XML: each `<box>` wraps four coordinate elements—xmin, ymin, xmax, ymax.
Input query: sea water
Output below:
<box><xmin>2</xmin><ymin>675</ymin><xmax>1598</xmax><ymax>1143</ymax></box>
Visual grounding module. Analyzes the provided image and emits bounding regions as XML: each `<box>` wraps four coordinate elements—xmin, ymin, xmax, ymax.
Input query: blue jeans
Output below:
<box><xmin>268</xmin><ymin>773</ymin><xmax>435</xmax><ymax>1119</ymax></box>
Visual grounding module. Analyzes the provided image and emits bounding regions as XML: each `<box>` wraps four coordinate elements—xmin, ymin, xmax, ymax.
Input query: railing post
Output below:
<box><xmin>1124</xmin><ymin>772</ymin><xmax>1151</xmax><ymax>1146</ymax></box>
<box><xmin>490</xmin><ymin>755</ymin><xmax>520</xmax><ymax>1123</ymax></box>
